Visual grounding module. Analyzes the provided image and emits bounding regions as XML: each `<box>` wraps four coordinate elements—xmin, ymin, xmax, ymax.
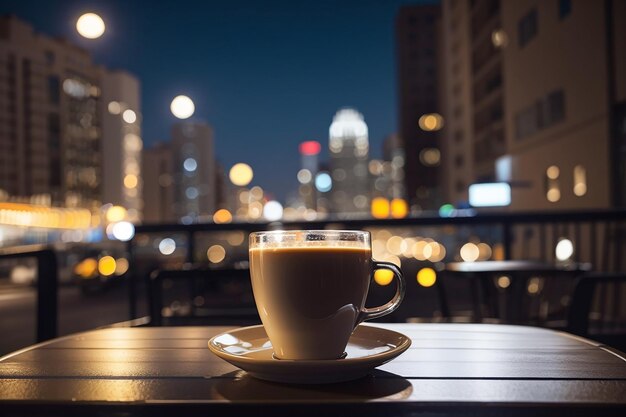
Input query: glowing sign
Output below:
<box><xmin>299</xmin><ymin>141</ymin><xmax>321</xmax><ymax>156</ymax></box>
<box><xmin>468</xmin><ymin>183</ymin><xmax>511</xmax><ymax>207</ymax></box>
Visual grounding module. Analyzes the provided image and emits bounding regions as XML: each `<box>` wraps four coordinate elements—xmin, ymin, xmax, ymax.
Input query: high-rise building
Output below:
<box><xmin>439</xmin><ymin>0</ymin><xmax>626</xmax><ymax>210</ymax></box>
<box><xmin>500</xmin><ymin>0</ymin><xmax>625</xmax><ymax>209</ymax></box>
<box><xmin>171</xmin><ymin>121</ymin><xmax>216</xmax><ymax>221</ymax></box>
<box><xmin>99</xmin><ymin>70</ymin><xmax>142</xmax><ymax>221</ymax></box>
<box><xmin>298</xmin><ymin>140</ymin><xmax>321</xmax><ymax>209</ymax></box>
<box><xmin>439</xmin><ymin>0</ymin><xmax>476</xmax><ymax>206</ymax></box>
<box><xmin>395</xmin><ymin>5</ymin><xmax>442</xmax><ymax>210</ymax></box>
<box><xmin>328</xmin><ymin>108</ymin><xmax>370</xmax><ymax>216</ymax></box>
<box><xmin>142</xmin><ymin>142</ymin><xmax>175</xmax><ymax>223</ymax></box>
<box><xmin>0</xmin><ymin>15</ymin><xmax>102</xmax><ymax>209</ymax></box>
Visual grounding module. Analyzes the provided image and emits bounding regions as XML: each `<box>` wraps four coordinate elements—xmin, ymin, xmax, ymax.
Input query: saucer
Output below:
<box><xmin>208</xmin><ymin>324</ymin><xmax>411</xmax><ymax>384</ymax></box>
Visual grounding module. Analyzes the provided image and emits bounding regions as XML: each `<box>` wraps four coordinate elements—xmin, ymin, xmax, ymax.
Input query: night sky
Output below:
<box><xmin>2</xmin><ymin>0</ymin><xmax>432</xmax><ymax>202</ymax></box>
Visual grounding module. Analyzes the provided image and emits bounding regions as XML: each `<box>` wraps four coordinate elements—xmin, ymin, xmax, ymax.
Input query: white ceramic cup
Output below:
<box><xmin>249</xmin><ymin>230</ymin><xmax>405</xmax><ymax>360</ymax></box>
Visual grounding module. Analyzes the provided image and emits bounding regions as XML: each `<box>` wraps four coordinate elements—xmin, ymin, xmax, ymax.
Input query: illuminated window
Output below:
<box><xmin>573</xmin><ymin>165</ymin><xmax>587</xmax><ymax>196</ymax></box>
<box><xmin>545</xmin><ymin>165</ymin><xmax>560</xmax><ymax>202</ymax></box>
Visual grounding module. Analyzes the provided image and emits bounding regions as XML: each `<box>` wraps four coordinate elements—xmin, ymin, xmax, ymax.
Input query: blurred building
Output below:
<box><xmin>439</xmin><ymin>0</ymin><xmax>626</xmax><ymax>210</ymax></box>
<box><xmin>142</xmin><ymin>142</ymin><xmax>175</xmax><ymax>223</ymax></box>
<box><xmin>298</xmin><ymin>140</ymin><xmax>321</xmax><ymax>209</ymax></box>
<box><xmin>171</xmin><ymin>122</ymin><xmax>216</xmax><ymax>221</ymax></box>
<box><xmin>501</xmin><ymin>0</ymin><xmax>625</xmax><ymax>209</ymax></box>
<box><xmin>328</xmin><ymin>108</ymin><xmax>370</xmax><ymax>216</ymax></box>
<box><xmin>395</xmin><ymin>4</ymin><xmax>442</xmax><ymax>210</ymax></box>
<box><xmin>99</xmin><ymin>70</ymin><xmax>142</xmax><ymax>221</ymax></box>
<box><xmin>0</xmin><ymin>15</ymin><xmax>102</xmax><ymax>209</ymax></box>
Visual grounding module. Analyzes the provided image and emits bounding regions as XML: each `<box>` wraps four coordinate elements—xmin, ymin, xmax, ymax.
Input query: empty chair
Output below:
<box><xmin>567</xmin><ymin>273</ymin><xmax>626</xmax><ymax>352</ymax></box>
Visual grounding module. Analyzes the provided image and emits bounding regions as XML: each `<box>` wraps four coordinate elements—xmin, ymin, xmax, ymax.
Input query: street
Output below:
<box><xmin>0</xmin><ymin>283</ymin><xmax>145</xmax><ymax>356</ymax></box>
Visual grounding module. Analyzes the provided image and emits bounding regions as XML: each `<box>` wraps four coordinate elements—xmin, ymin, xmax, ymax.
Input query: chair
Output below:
<box><xmin>567</xmin><ymin>273</ymin><xmax>626</xmax><ymax>351</ymax></box>
<box><xmin>148</xmin><ymin>267</ymin><xmax>260</xmax><ymax>326</ymax></box>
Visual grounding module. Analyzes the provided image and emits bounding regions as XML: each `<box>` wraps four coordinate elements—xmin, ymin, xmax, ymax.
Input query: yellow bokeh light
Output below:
<box><xmin>371</xmin><ymin>197</ymin><xmax>390</xmax><ymax>219</ymax></box>
<box><xmin>207</xmin><ymin>245</ymin><xmax>226</xmax><ymax>263</ymax></box>
<box><xmin>124</xmin><ymin>174</ymin><xmax>138</xmax><ymax>189</ymax></box>
<box><xmin>115</xmin><ymin>258</ymin><xmax>129</xmax><ymax>275</ymax></box>
<box><xmin>229</xmin><ymin>163</ymin><xmax>254</xmax><ymax>187</ymax></box>
<box><xmin>390</xmin><ymin>198</ymin><xmax>408</xmax><ymax>219</ymax></box>
<box><xmin>74</xmin><ymin>258</ymin><xmax>97</xmax><ymax>279</ymax></box>
<box><xmin>98</xmin><ymin>256</ymin><xmax>116</xmax><ymax>276</ymax></box>
<box><xmin>106</xmin><ymin>205</ymin><xmax>127</xmax><ymax>222</ymax></box>
<box><xmin>418</xmin><ymin>113</ymin><xmax>444</xmax><ymax>131</ymax></box>
<box><xmin>374</xmin><ymin>269</ymin><xmax>394</xmax><ymax>286</ymax></box>
<box><xmin>213</xmin><ymin>209</ymin><xmax>233</xmax><ymax>224</ymax></box>
<box><xmin>417</xmin><ymin>267</ymin><xmax>437</xmax><ymax>287</ymax></box>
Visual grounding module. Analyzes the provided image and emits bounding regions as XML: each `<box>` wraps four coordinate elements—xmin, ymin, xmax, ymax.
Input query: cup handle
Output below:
<box><xmin>356</xmin><ymin>261</ymin><xmax>405</xmax><ymax>325</ymax></box>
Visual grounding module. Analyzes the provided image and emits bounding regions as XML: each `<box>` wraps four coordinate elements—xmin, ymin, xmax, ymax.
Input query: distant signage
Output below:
<box><xmin>469</xmin><ymin>183</ymin><xmax>511</xmax><ymax>207</ymax></box>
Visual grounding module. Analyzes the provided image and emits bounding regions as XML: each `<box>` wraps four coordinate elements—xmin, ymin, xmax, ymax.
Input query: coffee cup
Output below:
<box><xmin>249</xmin><ymin>230</ymin><xmax>405</xmax><ymax>360</ymax></box>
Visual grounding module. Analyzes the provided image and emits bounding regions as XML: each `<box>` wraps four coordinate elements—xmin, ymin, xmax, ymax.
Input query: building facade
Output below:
<box><xmin>328</xmin><ymin>108</ymin><xmax>370</xmax><ymax>216</ymax></box>
<box><xmin>439</xmin><ymin>0</ymin><xmax>625</xmax><ymax>210</ymax></box>
<box><xmin>395</xmin><ymin>4</ymin><xmax>442</xmax><ymax>210</ymax></box>
<box><xmin>0</xmin><ymin>15</ymin><xmax>102</xmax><ymax>209</ymax></box>
<box><xmin>142</xmin><ymin>142</ymin><xmax>175</xmax><ymax>223</ymax></box>
<box><xmin>171</xmin><ymin>121</ymin><xmax>216</xmax><ymax>221</ymax></box>
<box><xmin>99</xmin><ymin>70</ymin><xmax>142</xmax><ymax>221</ymax></box>
<box><xmin>501</xmin><ymin>0</ymin><xmax>624</xmax><ymax>210</ymax></box>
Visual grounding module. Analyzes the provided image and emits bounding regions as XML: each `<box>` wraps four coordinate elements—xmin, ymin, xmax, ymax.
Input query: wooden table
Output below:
<box><xmin>445</xmin><ymin>261</ymin><xmax>592</xmax><ymax>321</ymax></box>
<box><xmin>1</xmin><ymin>324</ymin><xmax>625</xmax><ymax>416</ymax></box>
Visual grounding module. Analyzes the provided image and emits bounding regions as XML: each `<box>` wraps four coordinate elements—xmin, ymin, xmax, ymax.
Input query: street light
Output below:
<box><xmin>170</xmin><ymin>95</ymin><xmax>195</xmax><ymax>119</ymax></box>
<box><xmin>76</xmin><ymin>13</ymin><xmax>105</xmax><ymax>39</ymax></box>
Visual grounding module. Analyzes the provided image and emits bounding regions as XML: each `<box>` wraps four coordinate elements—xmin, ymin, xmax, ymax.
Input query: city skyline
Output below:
<box><xmin>0</xmin><ymin>0</ymin><xmax>435</xmax><ymax>201</ymax></box>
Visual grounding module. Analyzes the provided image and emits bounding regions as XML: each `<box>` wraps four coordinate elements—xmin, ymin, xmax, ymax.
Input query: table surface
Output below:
<box><xmin>1</xmin><ymin>324</ymin><xmax>626</xmax><ymax>417</ymax></box>
<box><xmin>445</xmin><ymin>260</ymin><xmax>592</xmax><ymax>273</ymax></box>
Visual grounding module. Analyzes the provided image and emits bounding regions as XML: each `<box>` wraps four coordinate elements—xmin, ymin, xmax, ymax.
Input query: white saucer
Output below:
<box><xmin>208</xmin><ymin>324</ymin><xmax>411</xmax><ymax>384</ymax></box>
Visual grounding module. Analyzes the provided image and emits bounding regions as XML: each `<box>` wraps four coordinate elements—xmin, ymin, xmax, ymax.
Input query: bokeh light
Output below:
<box><xmin>229</xmin><ymin>163</ymin><xmax>254</xmax><ymax>186</ymax></box>
<box><xmin>98</xmin><ymin>256</ymin><xmax>116</xmax><ymax>276</ymax></box>
<box><xmin>158</xmin><ymin>238</ymin><xmax>176</xmax><ymax>255</ymax></box>
<box><xmin>315</xmin><ymin>172</ymin><xmax>332</xmax><ymax>192</ymax></box>
<box><xmin>183</xmin><ymin>158</ymin><xmax>197</xmax><ymax>172</ymax></box>
<box><xmin>115</xmin><ymin>258</ymin><xmax>129</xmax><ymax>275</ymax></box>
<box><xmin>555</xmin><ymin>238</ymin><xmax>574</xmax><ymax>261</ymax></box>
<box><xmin>106</xmin><ymin>205</ymin><xmax>127</xmax><ymax>222</ymax></box>
<box><xmin>74</xmin><ymin>258</ymin><xmax>97</xmax><ymax>279</ymax></box>
<box><xmin>111</xmin><ymin>221</ymin><xmax>135</xmax><ymax>241</ymax></box>
<box><xmin>207</xmin><ymin>245</ymin><xmax>226</xmax><ymax>263</ymax></box>
<box><xmin>122</xmin><ymin>109</ymin><xmax>137</xmax><ymax>124</ymax></box>
<box><xmin>76</xmin><ymin>13</ymin><xmax>105</xmax><ymax>39</ymax></box>
<box><xmin>374</xmin><ymin>269</ymin><xmax>394</xmax><ymax>286</ymax></box>
<box><xmin>417</xmin><ymin>267</ymin><xmax>437</xmax><ymax>287</ymax></box>
<box><xmin>170</xmin><ymin>95</ymin><xmax>195</xmax><ymax>119</ymax></box>
<box><xmin>460</xmin><ymin>242</ymin><xmax>479</xmax><ymax>262</ymax></box>
<box><xmin>418</xmin><ymin>113</ymin><xmax>444</xmax><ymax>131</ymax></box>
<box><xmin>390</xmin><ymin>198</ymin><xmax>408</xmax><ymax>218</ymax></box>
<box><xmin>496</xmin><ymin>275</ymin><xmax>511</xmax><ymax>289</ymax></box>
<box><xmin>263</xmin><ymin>200</ymin><xmax>283</xmax><ymax>221</ymax></box>
<box><xmin>124</xmin><ymin>174</ymin><xmax>138</xmax><ymax>189</ymax></box>
<box><xmin>371</xmin><ymin>197</ymin><xmax>390</xmax><ymax>219</ymax></box>
<box><xmin>297</xmin><ymin>169</ymin><xmax>312</xmax><ymax>184</ymax></box>
<box><xmin>213</xmin><ymin>209</ymin><xmax>232</xmax><ymax>224</ymax></box>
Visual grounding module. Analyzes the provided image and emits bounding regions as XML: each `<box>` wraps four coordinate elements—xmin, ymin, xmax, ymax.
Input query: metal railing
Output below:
<box><xmin>127</xmin><ymin>208</ymin><xmax>626</xmax><ymax>320</ymax></box>
<box><xmin>0</xmin><ymin>245</ymin><xmax>58</xmax><ymax>342</ymax></box>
